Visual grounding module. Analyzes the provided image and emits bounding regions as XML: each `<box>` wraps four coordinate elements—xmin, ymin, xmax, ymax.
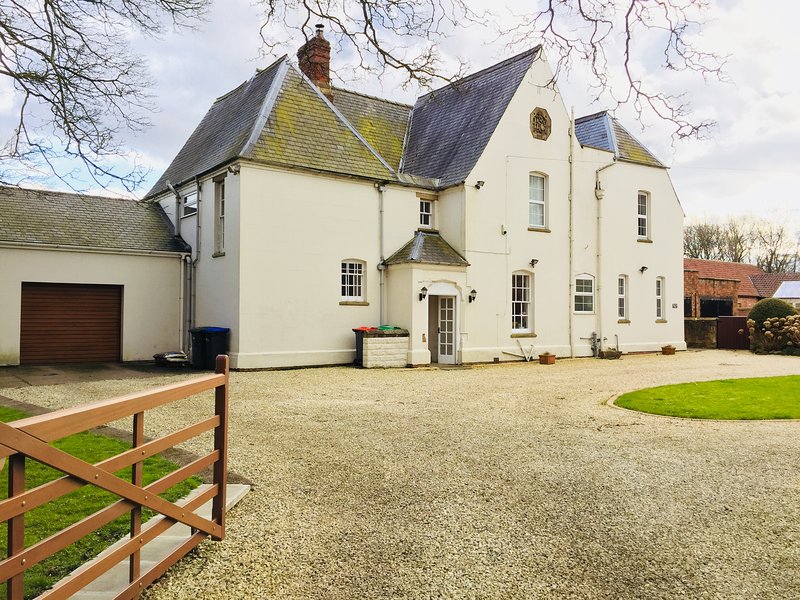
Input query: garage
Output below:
<box><xmin>20</xmin><ymin>283</ymin><xmax>123</xmax><ymax>364</ymax></box>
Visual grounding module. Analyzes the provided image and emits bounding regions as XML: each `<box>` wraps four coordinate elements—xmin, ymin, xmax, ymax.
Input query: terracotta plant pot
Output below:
<box><xmin>538</xmin><ymin>353</ymin><xmax>556</xmax><ymax>365</ymax></box>
<box><xmin>661</xmin><ymin>345</ymin><xmax>676</xmax><ymax>355</ymax></box>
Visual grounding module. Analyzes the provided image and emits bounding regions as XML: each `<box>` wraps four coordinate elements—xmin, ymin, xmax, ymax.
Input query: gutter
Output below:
<box><xmin>0</xmin><ymin>241</ymin><xmax>188</xmax><ymax>259</ymax></box>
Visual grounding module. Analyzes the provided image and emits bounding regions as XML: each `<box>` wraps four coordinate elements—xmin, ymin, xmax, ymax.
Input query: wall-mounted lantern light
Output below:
<box><xmin>469</xmin><ymin>289</ymin><xmax>478</xmax><ymax>303</ymax></box>
<box><xmin>419</xmin><ymin>286</ymin><xmax>428</xmax><ymax>301</ymax></box>
<box><xmin>530</xmin><ymin>258</ymin><xmax>539</xmax><ymax>268</ymax></box>
<box><xmin>475</xmin><ymin>180</ymin><xmax>485</xmax><ymax>189</ymax></box>
<box><xmin>639</xmin><ymin>266</ymin><xmax>648</xmax><ymax>273</ymax></box>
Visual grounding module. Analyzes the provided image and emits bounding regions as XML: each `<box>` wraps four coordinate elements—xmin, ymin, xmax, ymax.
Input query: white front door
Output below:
<box><xmin>438</xmin><ymin>296</ymin><xmax>456</xmax><ymax>364</ymax></box>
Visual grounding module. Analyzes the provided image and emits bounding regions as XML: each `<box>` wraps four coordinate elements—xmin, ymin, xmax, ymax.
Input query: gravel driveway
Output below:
<box><xmin>3</xmin><ymin>350</ymin><xmax>799</xmax><ymax>599</ymax></box>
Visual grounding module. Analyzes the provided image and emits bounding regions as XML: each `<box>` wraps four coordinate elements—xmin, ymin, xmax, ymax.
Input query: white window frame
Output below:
<box><xmin>214</xmin><ymin>177</ymin><xmax>226</xmax><ymax>255</ymax></box>
<box><xmin>511</xmin><ymin>271</ymin><xmax>533</xmax><ymax>333</ymax></box>
<box><xmin>419</xmin><ymin>199</ymin><xmax>433</xmax><ymax>228</ymax></box>
<box><xmin>618</xmin><ymin>275</ymin><xmax>628</xmax><ymax>320</ymax></box>
<box><xmin>574</xmin><ymin>275</ymin><xmax>595</xmax><ymax>314</ymax></box>
<box><xmin>637</xmin><ymin>191</ymin><xmax>650</xmax><ymax>239</ymax></box>
<box><xmin>529</xmin><ymin>173</ymin><xmax>547</xmax><ymax>229</ymax></box>
<box><xmin>182</xmin><ymin>191</ymin><xmax>197</xmax><ymax>218</ymax></box>
<box><xmin>656</xmin><ymin>276</ymin><xmax>665</xmax><ymax>320</ymax></box>
<box><xmin>341</xmin><ymin>260</ymin><xmax>365</xmax><ymax>302</ymax></box>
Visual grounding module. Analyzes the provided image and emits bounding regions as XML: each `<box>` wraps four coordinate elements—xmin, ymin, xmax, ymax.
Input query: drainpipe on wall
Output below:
<box><xmin>166</xmin><ymin>181</ymin><xmax>181</xmax><ymax>238</ymax></box>
<box><xmin>595</xmin><ymin>158</ymin><xmax>617</xmax><ymax>354</ymax></box>
<box><xmin>568</xmin><ymin>109</ymin><xmax>575</xmax><ymax>358</ymax></box>
<box><xmin>190</xmin><ymin>175</ymin><xmax>203</xmax><ymax>350</ymax></box>
<box><xmin>376</xmin><ymin>182</ymin><xmax>387</xmax><ymax>325</ymax></box>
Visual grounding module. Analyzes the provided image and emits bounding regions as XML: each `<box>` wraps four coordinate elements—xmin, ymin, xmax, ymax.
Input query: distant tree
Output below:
<box><xmin>753</xmin><ymin>222</ymin><xmax>798</xmax><ymax>273</ymax></box>
<box><xmin>684</xmin><ymin>222</ymin><xmax>724</xmax><ymax>260</ymax></box>
<box><xmin>685</xmin><ymin>217</ymin><xmax>799</xmax><ymax>273</ymax></box>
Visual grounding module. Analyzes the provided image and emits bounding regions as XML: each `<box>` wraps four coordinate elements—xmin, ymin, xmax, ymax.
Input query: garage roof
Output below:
<box><xmin>0</xmin><ymin>186</ymin><xmax>188</xmax><ymax>253</ymax></box>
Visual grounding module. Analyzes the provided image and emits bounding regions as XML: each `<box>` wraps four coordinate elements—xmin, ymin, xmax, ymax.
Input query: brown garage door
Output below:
<box><xmin>20</xmin><ymin>283</ymin><xmax>122</xmax><ymax>364</ymax></box>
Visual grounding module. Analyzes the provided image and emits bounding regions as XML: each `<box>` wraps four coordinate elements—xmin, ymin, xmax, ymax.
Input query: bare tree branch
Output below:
<box><xmin>0</xmin><ymin>0</ymin><xmax>208</xmax><ymax>191</ymax></box>
<box><xmin>500</xmin><ymin>0</ymin><xmax>727</xmax><ymax>140</ymax></box>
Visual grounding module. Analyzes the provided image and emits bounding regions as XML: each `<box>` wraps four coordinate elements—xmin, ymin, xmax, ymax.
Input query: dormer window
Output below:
<box><xmin>418</xmin><ymin>194</ymin><xmax>436</xmax><ymax>228</ymax></box>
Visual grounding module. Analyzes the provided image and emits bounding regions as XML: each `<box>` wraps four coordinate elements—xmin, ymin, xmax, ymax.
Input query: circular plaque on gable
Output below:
<box><xmin>530</xmin><ymin>107</ymin><xmax>551</xmax><ymax>141</ymax></box>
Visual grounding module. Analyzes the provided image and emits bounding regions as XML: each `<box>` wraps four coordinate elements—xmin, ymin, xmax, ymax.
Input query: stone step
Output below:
<box><xmin>49</xmin><ymin>484</ymin><xmax>249</xmax><ymax>600</ymax></box>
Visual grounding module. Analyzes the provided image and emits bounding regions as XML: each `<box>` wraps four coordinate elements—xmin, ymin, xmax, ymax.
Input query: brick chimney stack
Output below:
<box><xmin>297</xmin><ymin>24</ymin><xmax>333</xmax><ymax>101</ymax></box>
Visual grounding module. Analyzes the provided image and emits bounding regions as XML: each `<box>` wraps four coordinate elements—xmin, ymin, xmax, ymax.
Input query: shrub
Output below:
<box><xmin>748</xmin><ymin>313</ymin><xmax>800</xmax><ymax>354</ymax></box>
<box><xmin>748</xmin><ymin>298</ymin><xmax>797</xmax><ymax>324</ymax></box>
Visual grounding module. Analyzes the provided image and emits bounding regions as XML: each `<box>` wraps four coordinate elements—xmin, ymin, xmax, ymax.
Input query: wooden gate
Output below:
<box><xmin>717</xmin><ymin>316</ymin><xmax>750</xmax><ymax>350</ymax></box>
<box><xmin>1</xmin><ymin>355</ymin><xmax>230</xmax><ymax>599</ymax></box>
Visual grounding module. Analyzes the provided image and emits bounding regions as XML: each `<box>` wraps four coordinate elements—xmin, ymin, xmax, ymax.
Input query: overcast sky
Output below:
<box><xmin>4</xmin><ymin>0</ymin><xmax>798</xmax><ymax>235</ymax></box>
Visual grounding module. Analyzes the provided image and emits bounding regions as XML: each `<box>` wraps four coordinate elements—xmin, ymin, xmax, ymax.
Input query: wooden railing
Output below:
<box><xmin>1</xmin><ymin>355</ymin><xmax>230</xmax><ymax>600</ymax></box>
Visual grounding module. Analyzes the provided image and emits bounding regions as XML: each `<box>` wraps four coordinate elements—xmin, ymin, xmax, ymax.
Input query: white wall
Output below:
<box><xmin>0</xmin><ymin>247</ymin><xmax>183</xmax><ymax>364</ymax></box>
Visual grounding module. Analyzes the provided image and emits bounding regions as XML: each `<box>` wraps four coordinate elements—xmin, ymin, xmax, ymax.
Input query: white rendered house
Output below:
<box><xmin>147</xmin><ymin>28</ymin><xmax>686</xmax><ymax>369</ymax></box>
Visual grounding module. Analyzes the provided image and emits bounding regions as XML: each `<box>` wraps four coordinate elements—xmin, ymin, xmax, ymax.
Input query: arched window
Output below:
<box><xmin>512</xmin><ymin>271</ymin><xmax>533</xmax><ymax>332</ymax></box>
<box><xmin>529</xmin><ymin>173</ymin><xmax>548</xmax><ymax>229</ymax></box>
<box><xmin>637</xmin><ymin>191</ymin><xmax>650</xmax><ymax>239</ymax></box>
<box><xmin>341</xmin><ymin>259</ymin><xmax>366</xmax><ymax>302</ymax></box>
<box><xmin>574</xmin><ymin>274</ymin><xmax>595</xmax><ymax>314</ymax></box>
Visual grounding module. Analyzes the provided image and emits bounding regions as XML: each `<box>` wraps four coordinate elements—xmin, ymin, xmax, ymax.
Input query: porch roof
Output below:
<box><xmin>385</xmin><ymin>230</ymin><xmax>469</xmax><ymax>267</ymax></box>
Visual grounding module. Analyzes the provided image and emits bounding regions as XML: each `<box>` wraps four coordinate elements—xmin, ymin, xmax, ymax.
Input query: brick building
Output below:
<box><xmin>683</xmin><ymin>258</ymin><xmax>764</xmax><ymax>317</ymax></box>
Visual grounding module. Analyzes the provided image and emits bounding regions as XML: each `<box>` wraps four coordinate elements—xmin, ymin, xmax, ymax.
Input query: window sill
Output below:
<box><xmin>637</xmin><ymin>238</ymin><xmax>653</xmax><ymax>244</ymax></box>
<box><xmin>211</xmin><ymin>251</ymin><xmax>225</xmax><ymax>258</ymax></box>
<box><xmin>527</xmin><ymin>226</ymin><xmax>551</xmax><ymax>233</ymax></box>
<box><xmin>511</xmin><ymin>332</ymin><xmax>537</xmax><ymax>338</ymax></box>
<box><xmin>655</xmin><ymin>319</ymin><xmax>668</xmax><ymax>323</ymax></box>
<box><xmin>339</xmin><ymin>301</ymin><xmax>369</xmax><ymax>306</ymax></box>
<box><xmin>574</xmin><ymin>311</ymin><xmax>594</xmax><ymax>315</ymax></box>
<box><xmin>617</xmin><ymin>319</ymin><xmax>631</xmax><ymax>324</ymax></box>
<box><xmin>180</xmin><ymin>213</ymin><xmax>197</xmax><ymax>219</ymax></box>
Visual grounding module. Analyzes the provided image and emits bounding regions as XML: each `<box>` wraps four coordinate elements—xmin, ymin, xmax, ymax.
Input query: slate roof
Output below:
<box><xmin>148</xmin><ymin>57</ymin><xmax>287</xmax><ymax>198</ymax></box>
<box><xmin>148</xmin><ymin>44</ymin><xmax>669</xmax><ymax>198</ymax></box>
<box><xmin>683</xmin><ymin>258</ymin><xmax>764</xmax><ymax>298</ymax></box>
<box><xmin>774</xmin><ymin>280</ymin><xmax>800</xmax><ymax>299</ymax></box>
<box><xmin>575</xmin><ymin>112</ymin><xmax>664</xmax><ymax>167</ymax></box>
<box><xmin>248</xmin><ymin>68</ymin><xmax>393</xmax><ymax>180</ymax></box>
<box><xmin>385</xmin><ymin>230</ymin><xmax>469</xmax><ymax>266</ymax></box>
<box><xmin>0</xmin><ymin>186</ymin><xmax>187</xmax><ymax>253</ymax></box>
<box><xmin>332</xmin><ymin>87</ymin><xmax>411</xmax><ymax>172</ymax></box>
<box><xmin>749</xmin><ymin>273</ymin><xmax>800</xmax><ymax>297</ymax></box>
<box><xmin>401</xmin><ymin>48</ymin><xmax>540</xmax><ymax>187</ymax></box>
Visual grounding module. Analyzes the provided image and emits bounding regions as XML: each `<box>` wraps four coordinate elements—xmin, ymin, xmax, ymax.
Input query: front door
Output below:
<box><xmin>438</xmin><ymin>296</ymin><xmax>456</xmax><ymax>364</ymax></box>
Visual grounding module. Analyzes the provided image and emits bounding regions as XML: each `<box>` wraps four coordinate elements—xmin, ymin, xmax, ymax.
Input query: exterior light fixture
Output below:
<box><xmin>530</xmin><ymin>258</ymin><xmax>539</xmax><ymax>268</ymax></box>
<box><xmin>469</xmin><ymin>289</ymin><xmax>478</xmax><ymax>303</ymax></box>
<box><xmin>475</xmin><ymin>180</ymin><xmax>485</xmax><ymax>189</ymax></box>
<box><xmin>640</xmin><ymin>266</ymin><xmax>648</xmax><ymax>273</ymax></box>
<box><xmin>419</xmin><ymin>286</ymin><xmax>428</xmax><ymax>301</ymax></box>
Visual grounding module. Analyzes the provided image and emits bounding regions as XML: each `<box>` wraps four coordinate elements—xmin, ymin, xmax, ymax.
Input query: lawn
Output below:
<box><xmin>0</xmin><ymin>406</ymin><xmax>201</xmax><ymax>599</ymax></box>
<box><xmin>615</xmin><ymin>375</ymin><xmax>800</xmax><ymax>419</ymax></box>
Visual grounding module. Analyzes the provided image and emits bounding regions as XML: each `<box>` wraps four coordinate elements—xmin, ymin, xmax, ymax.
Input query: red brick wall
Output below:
<box><xmin>683</xmin><ymin>270</ymin><xmax>739</xmax><ymax>317</ymax></box>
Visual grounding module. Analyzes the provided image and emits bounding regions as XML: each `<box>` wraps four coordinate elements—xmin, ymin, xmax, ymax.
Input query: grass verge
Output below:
<box><xmin>615</xmin><ymin>375</ymin><xmax>800</xmax><ymax>419</ymax></box>
<box><xmin>0</xmin><ymin>406</ymin><xmax>201</xmax><ymax>599</ymax></box>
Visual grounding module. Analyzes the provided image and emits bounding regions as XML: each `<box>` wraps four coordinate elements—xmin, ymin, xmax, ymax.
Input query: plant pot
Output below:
<box><xmin>600</xmin><ymin>349</ymin><xmax>621</xmax><ymax>360</ymax></box>
<box><xmin>539</xmin><ymin>353</ymin><xmax>556</xmax><ymax>365</ymax></box>
<box><xmin>661</xmin><ymin>345</ymin><xmax>676</xmax><ymax>355</ymax></box>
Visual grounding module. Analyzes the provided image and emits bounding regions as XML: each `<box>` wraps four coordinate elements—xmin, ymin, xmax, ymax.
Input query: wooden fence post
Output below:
<box><xmin>211</xmin><ymin>355</ymin><xmax>229</xmax><ymax>541</ymax></box>
<box><xmin>7</xmin><ymin>453</ymin><xmax>25</xmax><ymax>600</ymax></box>
<box><xmin>130</xmin><ymin>411</ymin><xmax>144</xmax><ymax>596</ymax></box>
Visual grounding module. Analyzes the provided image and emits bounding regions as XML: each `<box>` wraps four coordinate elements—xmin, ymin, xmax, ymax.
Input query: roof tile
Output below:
<box><xmin>0</xmin><ymin>186</ymin><xmax>186</xmax><ymax>253</ymax></box>
<box><xmin>684</xmin><ymin>258</ymin><xmax>763</xmax><ymax>297</ymax></box>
